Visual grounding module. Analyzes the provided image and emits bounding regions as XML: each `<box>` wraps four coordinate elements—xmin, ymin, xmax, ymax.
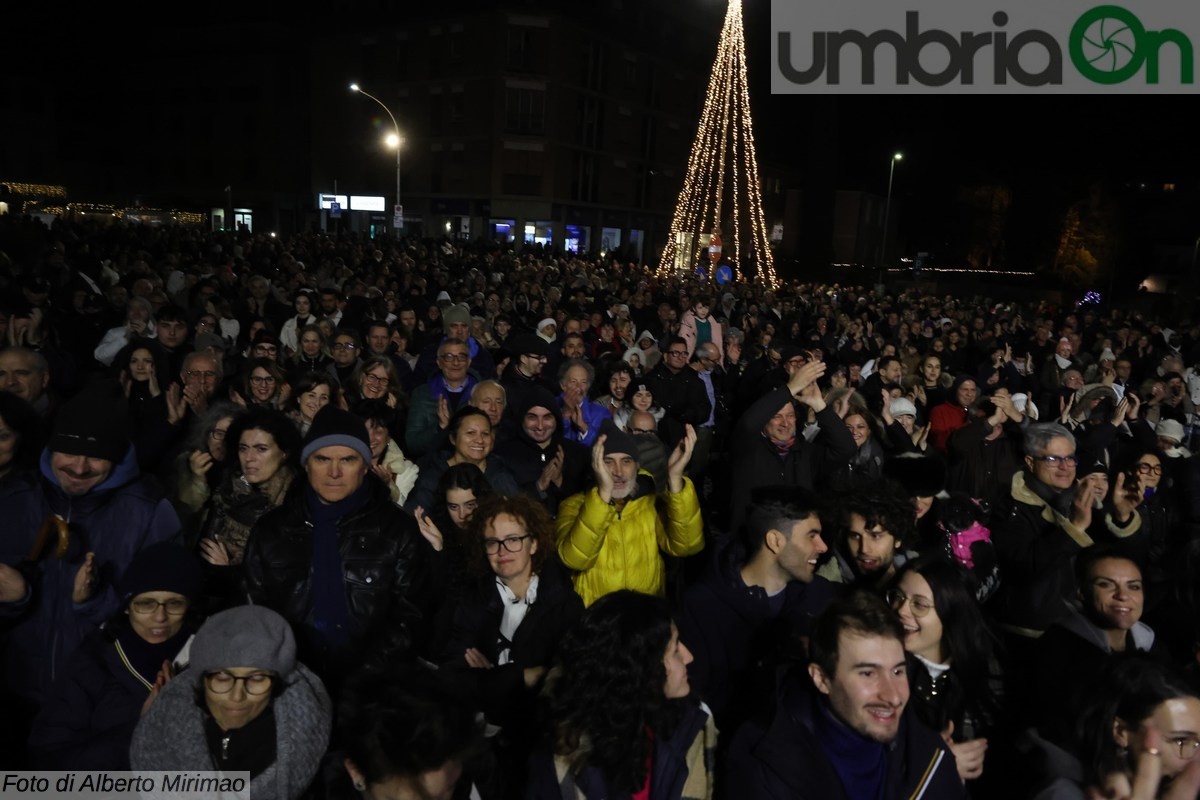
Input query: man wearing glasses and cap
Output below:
<box><xmin>990</xmin><ymin>422</ymin><xmax>1142</xmax><ymax>717</ymax></box>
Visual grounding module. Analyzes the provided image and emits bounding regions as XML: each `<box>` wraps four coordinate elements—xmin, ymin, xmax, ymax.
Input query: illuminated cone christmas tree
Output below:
<box><xmin>658</xmin><ymin>0</ymin><xmax>777</xmax><ymax>286</ymax></box>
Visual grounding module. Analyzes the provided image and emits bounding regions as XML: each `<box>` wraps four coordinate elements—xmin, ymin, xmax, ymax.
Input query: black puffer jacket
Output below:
<box><xmin>242</xmin><ymin>475</ymin><xmax>430</xmax><ymax>683</ymax></box>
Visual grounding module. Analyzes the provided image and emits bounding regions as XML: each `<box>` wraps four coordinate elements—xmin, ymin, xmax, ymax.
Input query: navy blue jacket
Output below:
<box><xmin>724</xmin><ymin>669</ymin><xmax>965</xmax><ymax>800</ymax></box>
<box><xmin>678</xmin><ymin>534</ymin><xmax>843</xmax><ymax>732</ymax></box>
<box><xmin>0</xmin><ymin>446</ymin><xmax>181</xmax><ymax>706</ymax></box>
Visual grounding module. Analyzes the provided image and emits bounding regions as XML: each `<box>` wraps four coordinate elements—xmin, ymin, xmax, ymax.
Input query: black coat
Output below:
<box><xmin>728</xmin><ymin>386</ymin><xmax>858</xmax><ymax>534</ymax></box>
<box><xmin>242</xmin><ymin>475</ymin><xmax>431</xmax><ymax>684</ymax></box>
<box><xmin>642</xmin><ymin>362</ymin><xmax>712</xmax><ymax>451</ymax></box>
<box><xmin>677</xmin><ymin>534</ymin><xmax>843</xmax><ymax>732</ymax></box>
<box><xmin>724</xmin><ymin>668</ymin><xmax>964</xmax><ymax>800</ymax></box>
<box><xmin>435</xmin><ymin>557</ymin><xmax>582</xmax><ymax>732</ymax></box>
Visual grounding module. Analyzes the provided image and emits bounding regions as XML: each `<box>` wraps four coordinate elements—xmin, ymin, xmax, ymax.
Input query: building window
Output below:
<box><xmin>505</xmin><ymin>88</ymin><xmax>545</xmax><ymax>134</ymax></box>
<box><xmin>507</xmin><ymin>28</ymin><xmax>530</xmax><ymax>70</ymax></box>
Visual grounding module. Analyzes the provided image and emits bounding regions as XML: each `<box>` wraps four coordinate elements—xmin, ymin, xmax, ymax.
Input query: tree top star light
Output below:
<box><xmin>657</xmin><ymin>0</ymin><xmax>777</xmax><ymax>286</ymax></box>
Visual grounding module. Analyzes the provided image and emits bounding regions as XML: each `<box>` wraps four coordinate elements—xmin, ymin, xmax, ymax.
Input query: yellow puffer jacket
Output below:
<box><xmin>555</xmin><ymin>473</ymin><xmax>704</xmax><ymax>606</ymax></box>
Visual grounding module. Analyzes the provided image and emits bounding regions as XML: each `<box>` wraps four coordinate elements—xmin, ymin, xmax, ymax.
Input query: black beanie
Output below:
<box><xmin>598</xmin><ymin>419</ymin><xmax>638</xmax><ymax>460</ymax></box>
<box><xmin>49</xmin><ymin>382</ymin><xmax>131</xmax><ymax>463</ymax></box>
<box><xmin>302</xmin><ymin>405</ymin><xmax>372</xmax><ymax>464</ymax></box>
<box><xmin>117</xmin><ymin>542</ymin><xmax>204</xmax><ymax>605</ymax></box>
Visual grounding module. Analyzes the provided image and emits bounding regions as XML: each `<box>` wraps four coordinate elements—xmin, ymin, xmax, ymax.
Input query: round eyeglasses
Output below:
<box><xmin>204</xmin><ymin>671</ymin><xmax>274</xmax><ymax>695</ymax></box>
<box><xmin>886</xmin><ymin>588</ymin><xmax>935</xmax><ymax>618</ymax></box>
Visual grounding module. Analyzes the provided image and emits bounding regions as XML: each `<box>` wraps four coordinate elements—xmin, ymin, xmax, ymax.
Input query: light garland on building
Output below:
<box><xmin>658</xmin><ymin>0</ymin><xmax>777</xmax><ymax>286</ymax></box>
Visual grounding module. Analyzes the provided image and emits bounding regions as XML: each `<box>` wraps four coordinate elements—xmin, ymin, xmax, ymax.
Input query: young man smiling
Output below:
<box><xmin>725</xmin><ymin>591</ymin><xmax>963</xmax><ymax>799</ymax></box>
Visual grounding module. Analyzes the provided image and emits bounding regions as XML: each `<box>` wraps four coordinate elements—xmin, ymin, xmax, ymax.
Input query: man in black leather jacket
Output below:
<box><xmin>242</xmin><ymin>405</ymin><xmax>430</xmax><ymax>693</ymax></box>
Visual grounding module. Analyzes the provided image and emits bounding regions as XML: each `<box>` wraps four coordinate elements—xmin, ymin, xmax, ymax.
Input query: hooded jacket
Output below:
<box><xmin>493</xmin><ymin>387</ymin><xmax>591</xmax><ymax>515</ymax></box>
<box><xmin>0</xmin><ymin>445</ymin><xmax>181</xmax><ymax>706</ymax></box>
<box><xmin>555</xmin><ymin>474</ymin><xmax>703</xmax><ymax>607</ymax></box>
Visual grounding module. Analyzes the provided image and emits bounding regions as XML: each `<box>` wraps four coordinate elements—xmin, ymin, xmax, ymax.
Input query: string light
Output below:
<box><xmin>658</xmin><ymin>0</ymin><xmax>777</xmax><ymax>287</ymax></box>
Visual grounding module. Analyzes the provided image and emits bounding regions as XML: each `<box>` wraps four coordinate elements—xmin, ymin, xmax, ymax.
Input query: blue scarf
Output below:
<box><xmin>814</xmin><ymin>699</ymin><xmax>889</xmax><ymax>800</ymax></box>
<box><xmin>305</xmin><ymin>481</ymin><xmax>370</xmax><ymax>652</ymax></box>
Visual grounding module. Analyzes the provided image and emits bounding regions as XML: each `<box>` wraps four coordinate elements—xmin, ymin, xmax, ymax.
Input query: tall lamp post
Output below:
<box><xmin>879</xmin><ymin>152</ymin><xmax>903</xmax><ymax>282</ymax></box>
<box><xmin>350</xmin><ymin>83</ymin><xmax>402</xmax><ymax>231</ymax></box>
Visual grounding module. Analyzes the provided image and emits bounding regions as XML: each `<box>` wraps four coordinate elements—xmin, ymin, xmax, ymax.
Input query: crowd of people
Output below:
<box><xmin>3</xmin><ymin>213</ymin><xmax>1200</xmax><ymax>799</ymax></box>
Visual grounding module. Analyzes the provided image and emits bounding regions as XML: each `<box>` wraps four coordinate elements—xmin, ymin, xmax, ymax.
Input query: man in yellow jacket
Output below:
<box><xmin>556</xmin><ymin>420</ymin><xmax>705</xmax><ymax>606</ymax></box>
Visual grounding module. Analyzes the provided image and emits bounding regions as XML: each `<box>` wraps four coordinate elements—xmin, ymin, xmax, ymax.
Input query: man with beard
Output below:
<box><xmin>679</xmin><ymin>486</ymin><xmax>840</xmax><ymax>736</ymax></box>
<box><xmin>494</xmin><ymin>386</ymin><xmax>590</xmax><ymax>516</ymax></box>
<box><xmin>555</xmin><ymin>420</ymin><xmax>703</xmax><ymax>606</ymax></box>
<box><xmin>816</xmin><ymin>485</ymin><xmax>916</xmax><ymax>591</ymax></box>
<box><xmin>725</xmin><ymin>591</ymin><xmax>962</xmax><ymax>799</ymax></box>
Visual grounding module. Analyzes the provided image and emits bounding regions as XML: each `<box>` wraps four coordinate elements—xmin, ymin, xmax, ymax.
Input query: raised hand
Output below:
<box><xmin>166</xmin><ymin>383</ymin><xmax>188</xmax><ymax>426</ymax></box>
<box><xmin>787</xmin><ymin>360</ymin><xmax>826</xmax><ymax>396</ymax></box>
<box><xmin>72</xmin><ymin>552</ymin><xmax>97</xmax><ymax>604</ymax></box>
<box><xmin>189</xmin><ymin>449</ymin><xmax>214</xmax><ymax>481</ymax></box>
<box><xmin>666</xmin><ymin>424</ymin><xmax>697</xmax><ymax>493</ymax></box>
<box><xmin>413</xmin><ymin>506</ymin><xmax>445</xmax><ymax>552</ymax></box>
<box><xmin>437</xmin><ymin>395</ymin><xmax>451</xmax><ymax>429</ymax></box>
<box><xmin>591</xmin><ymin>434</ymin><xmax>615</xmax><ymax>503</ymax></box>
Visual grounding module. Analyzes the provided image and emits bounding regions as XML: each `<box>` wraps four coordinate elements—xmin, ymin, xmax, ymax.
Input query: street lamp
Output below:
<box><xmin>880</xmin><ymin>152</ymin><xmax>903</xmax><ymax>277</ymax></box>
<box><xmin>350</xmin><ymin>83</ymin><xmax>402</xmax><ymax>230</ymax></box>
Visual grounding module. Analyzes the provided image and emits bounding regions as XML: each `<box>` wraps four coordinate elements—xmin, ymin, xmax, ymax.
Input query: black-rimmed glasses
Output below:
<box><xmin>483</xmin><ymin>535</ymin><xmax>531</xmax><ymax>554</ymax></box>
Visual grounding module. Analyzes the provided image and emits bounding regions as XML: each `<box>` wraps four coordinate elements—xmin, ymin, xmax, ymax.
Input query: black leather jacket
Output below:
<box><xmin>242</xmin><ymin>475</ymin><xmax>429</xmax><ymax>681</ymax></box>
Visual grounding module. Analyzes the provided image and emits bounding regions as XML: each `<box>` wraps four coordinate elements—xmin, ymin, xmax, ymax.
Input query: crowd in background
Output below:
<box><xmin>3</xmin><ymin>214</ymin><xmax>1200</xmax><ymax>798</ymax></box>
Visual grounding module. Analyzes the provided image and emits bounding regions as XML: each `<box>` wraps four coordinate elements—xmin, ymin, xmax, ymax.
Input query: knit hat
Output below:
<box><xmin>537</xmin><ymin>318</ymin><xmax>557</xmax><ymax>334</ymax></box>
<box><xmin>1099</xmin><ymin>348</ymin><xmax>1117</xmax><ymax>363</ymax></box>
<box><xmin>1155</xmin><ymin>418</ymin><xmax>1185</xmax><ymax>445</ymax></box>
<box><xmin>188</xmin><ymin>605</ymin><xmax>296</xmax><ymax>680</ymax></box>
<box><xmin>301</xmin><ymin>405</ymin><xmax>372</xmax><ymax>464</ymax></box>
<box><xmin>49</xmin><ymin>382</ymin><xmax>131</xmax><ymax>463</ymax></box>
<box><xmin>598</xmin><ymin>419</ymin><xmax>638</xmax><ymax>460</ymax></box>
<box><xmin>117</xmin><ymin>542</ymin><xmax>204</xmax><ymax>606</ymax></box>
<box><xmin>436</xmin><ymin>290</ymin><xmax>451</xmax><ymax>302</ymax></box>
<box><xmin>442</xmin><ymin>303</ymin><xmax>471</xmax><ymax>328</ymax></box>
<box><xmin>889</xmin><ymin>398</ymin><xmax>918</xmax><ymax>418</ymax></box>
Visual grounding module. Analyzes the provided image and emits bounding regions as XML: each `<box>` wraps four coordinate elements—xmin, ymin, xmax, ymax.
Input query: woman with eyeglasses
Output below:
<box><xmin>131</xmin><ymin>604</ymin><xmax>332</xmax><ymax>798</ymax></box>
<box><xmin>349</xmin><ymin>355</ymin><xmax>410</xmax><ymax>446</ymax></box>
<box><xmin>29</xmin><ymin>543</ymin><xmax>205</xmax><ymax>769</ymax></box>
<box><xmin>1108</xmin><ymin>449</ymin><xmax>1178</xmax><ymax>616</ymax></box>
<box><xmin>434</xmin><ymin>494</ymin><xmax>583</xmax><ymax>797</ymax></box>
<box><xmin>1022</xmin><ymin>653</ymin><xmax>1200</xmax><ymax>800</ymax></box>
<box><xmin>170</xmin><ymin>400</ymin><xmax>246</xmax><ymax>536</ymax></box>
<box><xmin>235</xmin><ymin>357</ymin><xmax>290</xmax><ymax>411</ymax></box>
<box><xmin>887</xmin><ymin>554</ymin><xmax>1006</xmax><ymax>788</ymax></box>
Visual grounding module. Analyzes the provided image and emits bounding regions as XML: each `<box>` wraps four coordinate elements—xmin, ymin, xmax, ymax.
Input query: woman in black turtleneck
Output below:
<box><xmin>28</xmin><ymin>542</ymin><xmax>206</xmax><ymax>769</ymax></box>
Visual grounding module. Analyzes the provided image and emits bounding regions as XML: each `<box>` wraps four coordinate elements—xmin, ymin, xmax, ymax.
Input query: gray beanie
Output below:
<box><xmin>189</xmin><ymin>605</ymin><xmax>296</xmax><ymax>681</ymax></box>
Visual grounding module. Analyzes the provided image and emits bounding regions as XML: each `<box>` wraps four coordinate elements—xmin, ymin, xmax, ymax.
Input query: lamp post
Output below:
<box><xmin>880</xmin><ymin>152</ymin><xmax>902</xmax><ymax>280</ymax></box>
<box><xmin>350</xmin><ymin>83</ymin><xmax>402</xmax><ymax>230</ymax></box>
